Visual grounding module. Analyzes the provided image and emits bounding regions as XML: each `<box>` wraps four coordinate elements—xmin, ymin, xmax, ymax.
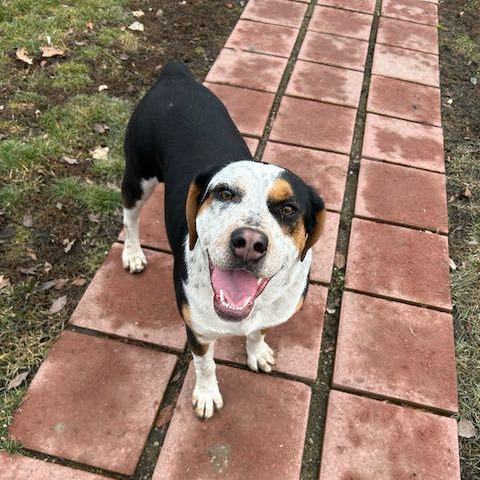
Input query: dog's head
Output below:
<box><xmin>186</xmin><ymin>160</ymin><xmax>325</xmax><ymax>321</ymax></box>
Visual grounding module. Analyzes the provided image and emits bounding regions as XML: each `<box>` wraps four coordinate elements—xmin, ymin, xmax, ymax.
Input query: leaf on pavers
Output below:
<box><xmin>62</xmin><ymin>156</ymin><xmax>79</xmax><ymax>165</ymax></box>
<box><xmin>49</xmin><ymin>295</ymin><xmax>67</xmax><ymax>315</ymax></box>
<box><xmin>16</xmin><ymin>47</ymin><xmax>33</xmax><ymax>65</ymax></box>
<box><xmin>156</xmin><ymin>403</ymin><xmax>175</xmax><ymax>428</ymax></box>
<box><xmin>90</xmin><ymin>146</ymin><xmax>109</xmax><ymax>160</ymax></box>
<box><xmin>88</xmin><ymin>213</ymin><xmax>100</xmax><ymax>223</ymax></box>
<box><xmin>128</xmin><ymin>21</ymin><xmax>144</xmax><ymax>32</ymax></box>
<box><xmin>334</xmin><ymin>251</ymin><xmax>346</xmax><ymax>270</ymax></box>
<box><xmin>72</xmin><ymin>277</ymin><xmax>87</xmax><ymax>286</ymax></box>
<box><xmin>64</xmin><ymin>239</ymin><xmax>76</xmax><ymax>254</ymax></box>
<box><xmin>449</xmin><ymin>258</ymin><xmax>458</xmax><ymax>271</ymax></box>
<box><xmin>40</xmin><ymin>46</ymin><xmax>65</xmax><ymax>58</ymax></box>
<box><xmin>7</xmin><ymin>371</ymin><xmax>29</xmax><ymax>390</ymax></box>
<box><xmin>93</xmin><ymin>123</ymin><xmax>109</xmax><ymax>134</ymax></box>
<box><xmin>132</xmin><ymin>9</ymin><xmax>144</xmax><ymax>17</ymax></box>
<box><xmin>0</xmin><ymin>275</ymin><xmax>11</xmax><ymax>290</ymax></box>
<box><xmin>22</xmin><ymin>210</ymin><xmax>34</xmax><ymax>228</ymax></box>
<box><xmin>458</xmin><ymin>418</ymin><xmax>476</xmax><ymax>439</ymax></box>
<box><xmin>19</xmin><ymin>266</ymin><xmax>37</xmax><ymax>276</ymax></box>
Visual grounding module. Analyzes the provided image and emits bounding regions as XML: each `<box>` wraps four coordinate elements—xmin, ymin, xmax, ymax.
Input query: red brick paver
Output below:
<box><xmin>367</xmin><ymin>75</ymin><xmax>442</xmax><ymax>126</ymax></box>
<box><xmin>334</xmin><ymin>292</ymin><xmax>458</xmax><ymax>412</ymax></box>
<box><xmin>319</xmin><ymin>391</ymin><xmax>460</xmax><ymax>480</ymax></box>
<box><xmin>309</xmin><ymin>6</ymin><xmax>373</xmax><ymax>41</ymax></box>
<box><xmin>286</xmin><ymin>60</ymin><xmax>364</xmax><ymax>108</ymax></box>
<box><xmin>70</xmin><ymin>243</ymin><xmax>186</xmax><ymax>350</ymax></box>
<box><xmin>345</xmin><ymin>218</ymin><xmax>451</xmax><ymax>310</ymax></box>
<box><xmin>382</xmin><ymin>0</ymin><xmax>438</xmax><ymax>26</ymax></box>
<box><xmin>241</xmin><ymin>0</ymin><xmax>307</xmax><ymax>28</ymax></box>
<box><xmin>263</xmin><ymin>142</ymin><xmax>349</xmax><ymax>212</ymax></box>
<box><xmin>0</xmin><ymin>453</ymin><xmax>110</xmax><ymax>480</ymax></box>
<box><xmin>299</xmin><ymin>31</ymin><xmax>369</xmax><ymax>71</ymax></box>
<box><xmin>153</xmin><ymin>364</ymin><xmax>311</xmax><ymax>480</ymax></box>
<box><xmin>317</xmin><ymin>0</ymin><xmax>376</xmax><ymax>14</ymax></box>
<box><xmin>204</xmin><ymin>82</ymin><xmax>274</xmax><ymax>137</ymax></box>
<box><xmin>206</xmin><ymin>48</ymin><xmax>287</xmax><ymax>93</ymax></box>
<box><xmin>216</xmin><ymin>284</ymin><xmax>328</xmax><ymax>380</ymax></box>
<box><xmin>271</xmin><ymin>96</ymin><xmax>356</xmax><ymax>154</ymax></box>
<box><xmin>362</xmin><ymin>112</ymin><xmax>445</xmax><ymax>172</ymax></box>
<box><xmin>9</xmin><ymin>331</ymin><xmax>176</xmax><ymax>475</ymax></box>
<box><xmin>355</xmin><ymin>159</ymin><xmax>448</xmax><ymax>232</ymax></box>
<box><xmin>225</xmin><ymin>19</ymin><xmax>298</xmax><ymax>58</ymax></box>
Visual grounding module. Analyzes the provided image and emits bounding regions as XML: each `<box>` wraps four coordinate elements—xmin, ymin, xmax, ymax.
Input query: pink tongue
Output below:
<box><xmin>211</xmin><ymin>267</ymin><xmax>259</xmax><ymax>306</ymax></box>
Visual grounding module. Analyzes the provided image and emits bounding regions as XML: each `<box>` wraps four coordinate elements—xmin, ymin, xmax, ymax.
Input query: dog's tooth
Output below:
<box><xmin>242</xmin><ymin>296</ymin><xmax>252</xmax><ymax>309</ymax></box>
<box><xmin>257</xmin><ymin>278</ymin><xmax>262</xmax><ymax>286</ymax></box>
<box><xmin>220</xmin><ymin>289</ymin><xmax>225</xmax><ymax>303</ymax></box>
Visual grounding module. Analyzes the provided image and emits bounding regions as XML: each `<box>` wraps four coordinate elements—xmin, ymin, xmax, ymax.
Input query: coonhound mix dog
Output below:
<box><xmin>121</xmin><ymin>61</ymin><xmax>325</xmax><ymax>419</ymax></box>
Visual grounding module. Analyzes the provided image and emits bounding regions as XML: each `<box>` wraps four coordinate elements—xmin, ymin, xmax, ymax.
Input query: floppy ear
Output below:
<box><xmin>185</xmin><ymin>165</ymin><xmax>224</xmax><ymax>250</ymax></box>
<box><xmin>301</xmin><ymin>189</ymin><xmax>326</xmax><ymax>261</ymax></box>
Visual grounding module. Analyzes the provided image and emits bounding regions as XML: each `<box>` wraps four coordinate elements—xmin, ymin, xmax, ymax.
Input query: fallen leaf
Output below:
<box><xmin>334</xmin><ymin>251</ymin><xmax>346</xmax><ymax>269</ymax></box>
<box><xmin>119</xmin><ymin>53</ymin><xmax>129</xmax><ymax>61</ymax></box>
<box><xmin>22</xmin><ymin>210</ymin><xmax>33</xmax><ymax>228</ymax></box>
<box><xmin>44</xmin><ymin>261</ymin><xmax>52</xmax><ymax>273</ymax></box>
<box><xmin>0</xmin><ymin>275</ymin><xmax>11</xmax><ymax>290</ymax></box>
<box><xmin>72</xmin><ymin>277</ymin><xmax>87</xmax><ymax>286</ymax></box>
<box><xmin>90</xmin><ymin>146</ymin><xmax>109</xmax><ymax>160</ymax></box>
<box><xmin>62</xmin><ymin>156</ymin><xmax>79</xmax><ymax>165</ymax></box>
<box><xmin>74</xmin><ymin>40</ymin><xmax>87</xmax><ymax>46</ymax></box>
<box><xmin>93</xmin><ymin>123</ymin><xmax>109</xmax><ymax>134</ymax></box>
<box><xmin>156</xmin><ymin>403</ymin><xmax>175</xmax><ymax>428</ymax></box>
<box><xmin>26</xmin><ymin>248</ymin><xmax>37</xmax><ymax>260</ymax></box>
<box><xmin>64</xmin><ymin>239</ymin><xmax>76</xmax><ymax>253</ymax></box>
<box><xmin>88</xmin><ymin>213</ymin><xmax>100</xmax><ymax>223</ymax></box>
<box><xmin>16</xmin><ymin>47</ymin><xmax>33</xmax><ymax>65</ymax></box>
<box><xmin>49</xmin><ymin>295</ymin><xmax>67</xmax><ymax>315</ymax></box>
<box><xmin>132</xmin><ymin>9</ymin><xmax>144</xmax><ymax>17</ymax></box>
<box><xmin>41</xmin><ymin>279</ymin><xmax>57</xmax><ymax>291</ymax></box>
<box><xmin>458</xmin><ymin>418</ymin><xmax>476</xmax><ymax>439</ymax></box>
<box><xmin>326</xmin><ymin>307</ymin><xmax>336</xmax><ymax>315</ymax></box>
<box><xmin>19</xmin><ymin>266</ymin><xmax>37</xmax><ymax>276</ymax></box>
<box><xmin>54</xmin><ymin>278</ymin><xmax>68</xmax><ymax>290</ymax></box>
<box><xmin>462</xmin><ymin>187</ymin><xmax>472</xmax><ymax>199</ymax></box>
<box><xmin>40</xmin><ymin>46</ymin><xmax>65</xmax><ymax>58</ymax></box>
<box><xmin>56</xmin><ymin>202</ymin><xmax>63</xmax><ymax>210</ymax></box>
<box><xmin>449</xmin><ymin>258</ymin><xmax>458</xmax><ymax>271</ymax></box>
<box><xmin>86</xmin><ymin>21</ymin><xmax>94</xmax><ymax>30</ymax></box>
<box><xmin>128</xmin><ymin>21</ymin><xmax>144</xmax><ymax>32</ymax></box>
<box><xmin>7</xmin><ymin>371</ymin><xmax>29</xmax><ymax>390</ymax></box>
<box><xmin>98</xmin><ymin>84</ymin><xmax>108</xmax><ymax>92</ymax></box>
<box><xmin>156</xmin><ymin>8</ymin><xmax>164</xmax><ymax>17</ymax></box>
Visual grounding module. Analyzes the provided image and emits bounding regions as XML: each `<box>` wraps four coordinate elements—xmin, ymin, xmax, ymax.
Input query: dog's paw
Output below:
<box><xmin>192</xmin><ymin>384</ymin><xmax>223</xmax><ymax>420</ymax></box>
<box><xmin>122</xmin><ymin>245</ymin><xmax>147</xmax><ymax>273</ymax></box>
<box><xmin>247</xmin><ymin>339</ymin><xmax>275</xmax><ymax>373</ymax></box>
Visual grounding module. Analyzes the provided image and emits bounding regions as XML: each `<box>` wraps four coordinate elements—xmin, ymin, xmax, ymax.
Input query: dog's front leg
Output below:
<box><xmin>246</xmin><ymin>330</ymin><xmax>275</xmax><ymax>373</ymax></box>
<box><xmin>192</xmin><ymin>341</ymin><xmax>223</xmax><ymax>420</ymax></box>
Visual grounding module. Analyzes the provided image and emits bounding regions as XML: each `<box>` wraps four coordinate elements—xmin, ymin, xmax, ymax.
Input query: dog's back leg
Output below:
<box><xmin>121</xmin><ymin>169</ymin><xmax>158</xmax><ymax>273</ymax></box>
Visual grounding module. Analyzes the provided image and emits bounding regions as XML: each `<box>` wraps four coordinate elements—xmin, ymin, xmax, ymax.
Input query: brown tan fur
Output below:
<box><xmin>301</xmin><ymin>209</ymin><xmax>326</xmax><ymax>260</ymax></box>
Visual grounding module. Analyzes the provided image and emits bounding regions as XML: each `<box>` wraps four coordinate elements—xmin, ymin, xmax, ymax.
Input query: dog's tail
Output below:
<box><xmin>157</xmin><ymin>60</ymin><xmax>192</xmax><ymax>81</ymax></box>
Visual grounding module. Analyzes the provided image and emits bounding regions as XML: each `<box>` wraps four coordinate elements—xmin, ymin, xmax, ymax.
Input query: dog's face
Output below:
<box><xmin>187</xmin><ymin>161</ymin><xmax>325</xmax><ymax>321</ymax></box>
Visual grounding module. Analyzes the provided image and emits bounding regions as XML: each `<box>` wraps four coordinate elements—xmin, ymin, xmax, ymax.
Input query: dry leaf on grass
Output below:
<box><xmin>90</xmin><ymin>146</ymin><xmax>109</xmax><ymax>160</ymax></box>
<box><xmin>88</xmin><ymin>213</ymin><xmax>100</xmax><ymax>223</ymax></box>
<box><xmin>16</xmin><ymin>47</ymin><xmax>33</xmax><ymax>65</ymax></box>
<box><xmin>449</xmin><ymin>258</ymin><xmax>458</xmax><ymax>271</ymax></box>
<box><xmin>64</xmin><ymin>239</ymin><xmax>76</xmax><ymax>253</ymax></box>
<box><xmin>19</xmin><ymin>266</ymin><xmax>37</xmax><ymax>276</ymax></box>
<box><xmin>0</xmin><ymin>275</ymin><xmax>11</xmax><ymax>290</ymax></box>
<box><xmin>128</xmin><ymin>21</ymin><xmax>144</xmax><ymax>32</ymax></box>
<box><xmin>22</xmin><ymin>210</ymin><xmax>33</xmax><ymax>228</ymax></box>
<box><xmin>40</xmin><ymin>46</ymin><xmax>65</xmax><ymax>58</ymax></box>
<box><xmin>7</xmin><ymin>371</ymin><xmax>29</xmax><ymax>390</ymax></box>
<box><xmin>93</xmin><ymin>123</ymin><xmax>109</xmax><ymax>134</ymax></box>
<box><xmin>62</xmin><ymin>156</ymin><xmax>79</xmax><ymax>165</ymax></box>
<box><xmin>49</xmin><ymin>295</ymin><xmax>67</xmax><ymax>314</ymax></box>
<box><xmin>132</xmin><ymin>9</ymin><xmax>144</xmax><ymax>17</ymax></box>
<box><xmin>458</xmin><ymin>418</ymin><xmax>476</xmax><ymax>439</ymax></box>
<box><xmin>72</xmin><ymin>277</ymin><xmax>87</xmax><ymax>286</ymax></box>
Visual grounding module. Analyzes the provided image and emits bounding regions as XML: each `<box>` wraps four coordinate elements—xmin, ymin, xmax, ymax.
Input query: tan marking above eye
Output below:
<box><xmin>267</xmin><ymin>178</ymin><xmax>294</xmax><ymax>203</ymax></box>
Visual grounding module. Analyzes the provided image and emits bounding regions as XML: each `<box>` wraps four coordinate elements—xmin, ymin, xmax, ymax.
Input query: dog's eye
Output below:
<box><xmin>282</xmin><ymin>204</ymin><xmax>297</xmax><ymax>216</ymax></box>
<box><xmin>216</xmin><ymin>188</ymin><xmax>234</xmax><ymax>201</ymax></box>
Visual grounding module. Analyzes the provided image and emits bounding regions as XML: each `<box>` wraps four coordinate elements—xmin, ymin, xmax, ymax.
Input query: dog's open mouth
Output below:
<box><xmin>210</xmin><ymin>266</ymin><xmax>269</xmax><ymax>321</ymax></box>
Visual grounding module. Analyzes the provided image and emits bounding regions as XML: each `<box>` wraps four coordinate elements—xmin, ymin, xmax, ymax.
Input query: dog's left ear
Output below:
<box><xmin>186</xmin><ymin>165</ymin><xmax>223</xmax><ymax>250</ymax></box>
<box><xmin>301</xmin><ymin>188</ymin><xmax>326</xmax><ymax>261</ymax></box>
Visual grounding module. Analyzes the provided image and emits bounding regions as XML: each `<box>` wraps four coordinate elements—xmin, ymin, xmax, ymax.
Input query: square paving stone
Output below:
<box><xmin>319</xmin><ymin>390</ymin><xmax>460</xmax><ymax>480</ymax></box>
<box><xmin>377</xmin><ymin>16</ymin><xmax>438</xmax><ymax>54</ymax></box>
<box><xmin>310</xmin><ymin>211</ymin><xmax>340</xmax><ymax>284</ymax></box>
<box><xmin>9</xmin><ymin>331</ymin><xmax>177</xmax><ymax>475</ymax></box>
<box><xmin>263</xmin><ymin>142</ymin><xmax>349</xmax><ymax>212</ymax></box>
<box><xmin>244</xmin><ymin>136</ymin><xmax>259</xmax><ymax>155</ymax></box>
<box><xmin>241</xmin><ymin>0</ymin><xmax>308</xmax><ymax>28</ymax></box>
<box><xmin>372</xmin><ymin>43</ymin><xmax>439</xmax><ymax>87</ymax></box>
<box><xmin>270</xmin><ymin>96</ymin><xmax>356</xmax><ymax>154</ymax></box>
<box><xmin>317</xmin><ymin>0</ymin><xmax>376</xmax><ymax>13</ymax></box>
<box><xmin>362</xmin><ymin>113</ymin><xmax>445</xmax><ymax>172</ymax></box>
<box><xmin>334</xmin><ymin>292</ymin><xmax>458</xmax><ymax>412</ymax></box>
<box><xmin>118</xmin><ymin>183</ymin><xmax>169</xmax><ymax>251</ymax></box>
<box><xmin>70</xmin><ymin>243</ymin><xmax>186</xmax><ymax>350</ymax></box>
<box><xmin>299</xmin><ymin>31</ymin><xmax>369</xmax><ymax>71</ymax></box>
<box><xmin>367</xmin><ymin>75</ymin><xmax>441</xmax><ymax>126</ymax></box>
<box><xmin>0</xmin><ymin>453</ymin><xmax>111</xmax><ymax>480</ymax></box>
<box><xmin>225</xmin><ymin>19</ymin><xmax>298</xmax><ymax>58</ymax></box>
<box><xmin>355</xmin><ymin>159</ymin><xmax>448</xmax><ymax>232</ymax></box>
<box><xmin>205</xmin><ymin>49</ymin><xmax>287</xmax><ymax>93</ymax></box>
<box><xmin>204</xmin><ymin>82</ymin><xmax>274</xmax><ymax>137</ymax></box>
<box><xmin>382</xmin><ymin>0</ymin><xmax>438</xmax><ymax>26</ymax></box>
<box><xmin>286</xmin><ymin>60</ymin><xmax>364</xmax><ymax>108</ymax></box>
<box><xmin>215</xmin><ymin>284</ymin><xmax>327</xmax><ymax>381</ymax></box>
<box><xmin>153</xmin><ymin>364</ymin><xmax>311</xmax><ymax>480</ymax></box>
<box><xmin>345</xmin><ymin>218</ymin><xmax>451</xmax><ymax>310</ymax></box>
<box><xmin>309</xmin><ymin>6</ymin><xmax>373</xmax><ymax>41</ymax></box>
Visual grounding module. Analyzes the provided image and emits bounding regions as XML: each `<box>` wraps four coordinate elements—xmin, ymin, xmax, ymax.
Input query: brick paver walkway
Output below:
<box><xmin>3</xmin><ymin>1</ymin><xmax>460</xmax><ymax>479</ymax></box>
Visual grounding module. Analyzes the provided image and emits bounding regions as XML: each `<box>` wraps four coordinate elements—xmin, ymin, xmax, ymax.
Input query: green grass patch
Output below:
<box><xmin>452</xmin><ymin>33</ymin><xmax>480</xmax><ymax>65</ymax></box>
<box><xmin>51</xmin><ymin>61</ymin><xmax>92</xmax><ymax>92</ymax></box>
<box><xmin>0</xmin><ymin>184</ymin><xmax>30</xmax><ymax>215</ymax></box>
<box><xmin>53</xmin><ymin>177</ymin><xmax>120</xmax><ymax>213</ymax></box>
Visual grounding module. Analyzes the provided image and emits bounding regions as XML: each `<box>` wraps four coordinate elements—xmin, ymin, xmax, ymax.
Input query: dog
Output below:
<box><xmin>121</xmin><ymin>61</ymin><xmax>325</xmax><ymax>419</ymax></box>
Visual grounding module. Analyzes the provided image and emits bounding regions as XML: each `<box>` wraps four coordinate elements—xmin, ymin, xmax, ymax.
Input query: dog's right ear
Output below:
<box><xmin>186</xmin><ymin>165</ymin><xmax>224</xmax><ymax>250</ymax></box>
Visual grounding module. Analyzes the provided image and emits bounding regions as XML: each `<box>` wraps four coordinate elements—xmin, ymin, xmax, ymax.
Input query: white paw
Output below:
<box><xmin>247</xmin><ymin>339</ymin><xmax>275</xmax><ymax>373</ymax></box>
<box><xmin>122</xmin><ymin>245</ymin><xmax>147</xmax><ymax>273</ymax></box>
<box><xmin>192</xmin><ymin>384</ymin><xmax>223</xmax><ymax>420</ymax></box>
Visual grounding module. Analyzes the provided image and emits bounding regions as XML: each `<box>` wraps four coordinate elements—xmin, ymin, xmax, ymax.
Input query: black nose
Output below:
<box><xmin>230</xmin><ymin>228</ymin><xmax>268</xmax><ymax>263</ymax></box>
